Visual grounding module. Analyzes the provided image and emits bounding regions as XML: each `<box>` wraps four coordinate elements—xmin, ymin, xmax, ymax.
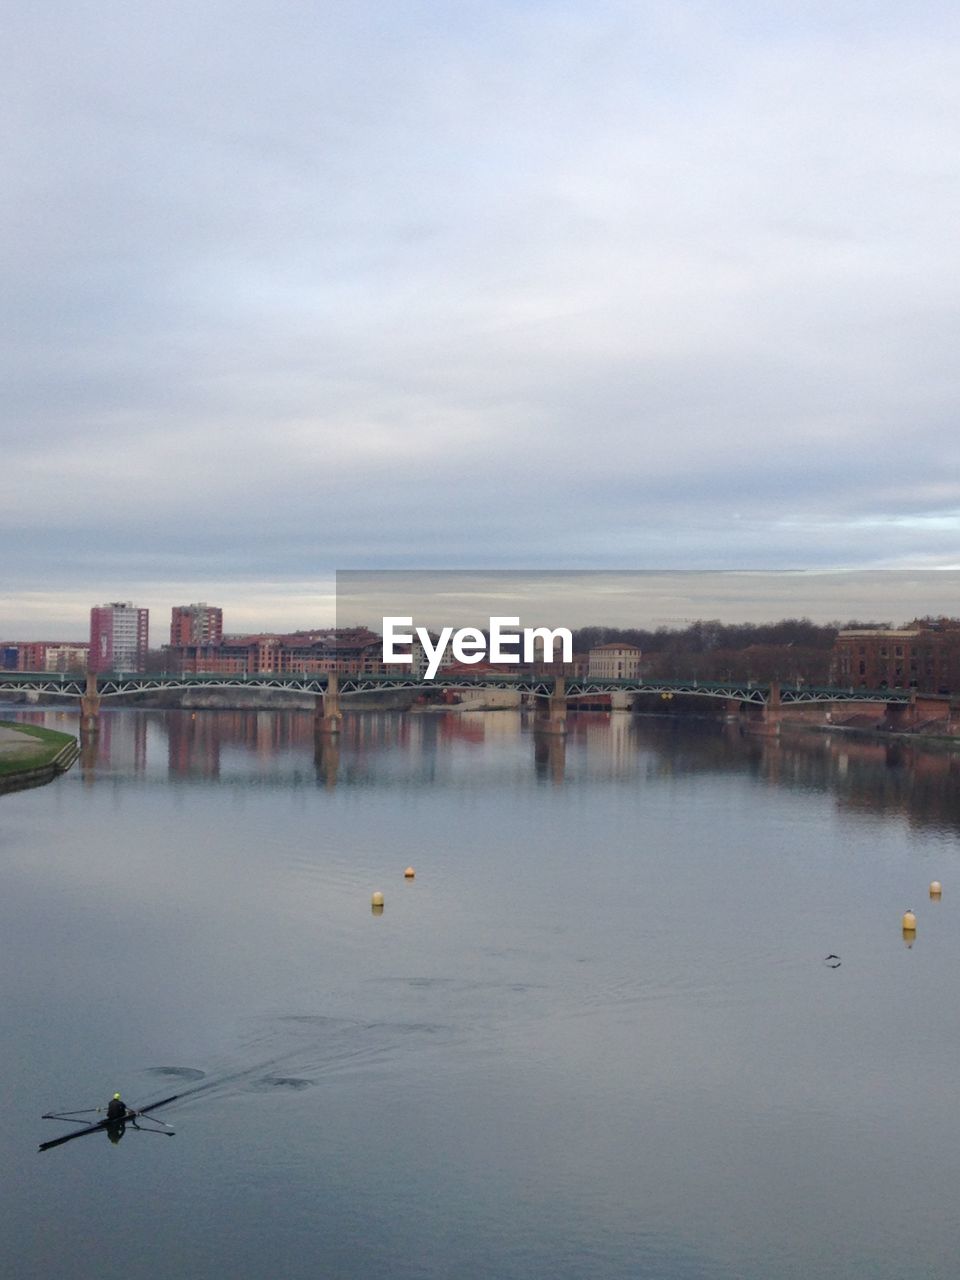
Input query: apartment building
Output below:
<box><xmin>89</xmin><ymin>602</ymin><xmax>149</xmax><ymax>673</ymax></box>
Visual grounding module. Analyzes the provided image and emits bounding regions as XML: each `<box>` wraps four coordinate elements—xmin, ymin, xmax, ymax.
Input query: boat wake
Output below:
<box><xmin>136</xmin><ymin>1014</ymin><xmax>454</xmax><ymax>1113</ymax></box>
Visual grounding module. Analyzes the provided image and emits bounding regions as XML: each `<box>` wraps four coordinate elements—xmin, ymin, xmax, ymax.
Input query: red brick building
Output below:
<box><xmin>832</xmin><ymin>621</ymin><xmax>960</xmax><ymax>693</ymax></box>
<box><xmin>170</xmin><ymin>604</ymin><xmax>223</xmax><ymax>647</ymax></box>
<box><xmin>166</xmin><ymin>627</ymin><xmax>383</xmax><ymax>676</ymax></box>
<box><xmin>89</xmin><ymin>602</ymin><xmax>149</xmax><ymax>673</ymax></box>
<box><xmin>0</xmin><ymin>641</ymin><xmax>90</xmax><ymax>672</ymax></box>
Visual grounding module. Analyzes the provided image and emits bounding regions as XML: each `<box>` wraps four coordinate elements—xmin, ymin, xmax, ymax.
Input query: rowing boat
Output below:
<box><xmin>38</xmin><ymin>1093</ymin><xmax>180</xmax><ymax>1152</ymax></box>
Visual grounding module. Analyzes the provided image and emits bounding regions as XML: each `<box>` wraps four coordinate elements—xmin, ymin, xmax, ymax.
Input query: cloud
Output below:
<box><xmin>4</xmin><ymin>1</ymin><xmax>960</xmax><ymax>633</ymax></box>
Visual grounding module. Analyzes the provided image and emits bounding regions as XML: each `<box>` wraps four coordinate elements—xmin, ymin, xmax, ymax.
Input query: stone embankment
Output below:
<box><xmin>0</xmin><ymin>722</ymin><xmax>80</xmax><ymax>795</ymax></box>
<box><xmin>793</xmin><ymin>692</ymin><xmax>960</xmax><ymax>743</ymax></box>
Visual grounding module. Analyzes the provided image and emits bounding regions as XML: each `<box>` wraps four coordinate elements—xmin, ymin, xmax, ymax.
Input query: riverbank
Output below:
<box><xmin>0</xmin><ymin>721</ymin><xmax>80</xmax><ymax>794</ymax></box>
<box><xmin>812</xmin><ymin>720</ymin><xmax>960</xmax><ymax>752</ymax></box>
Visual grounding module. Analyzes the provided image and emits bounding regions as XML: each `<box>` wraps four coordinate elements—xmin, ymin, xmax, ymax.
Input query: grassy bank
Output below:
<box><xmin>0</xmin><ymin>720</ymin><xmax>79</xmax><ymax>778</ymax></box>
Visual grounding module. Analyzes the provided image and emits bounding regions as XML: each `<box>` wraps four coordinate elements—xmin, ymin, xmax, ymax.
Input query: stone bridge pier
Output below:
<box><xmin>80</xmin><ymin>671</ymin><xmax>101</xmax><ymax>735</ymax></box>
<box><xmin>885</xmin><ymin>693</ymin><xmax>919</xmax><ymax>731</ymax></box>
<box><xmin>744</xmin><ymin>680</ymin><xmax>781</xmax><ymax>736</ymax></box>
<box><xmin>314</xmin><ymin>673</ymin><xmax>342</xmax><ymax>736</ymax></box>
<box><xmin>534</xmin><ymin>677</ymin><xmax>567</xmax><ymax>736</ymax></box>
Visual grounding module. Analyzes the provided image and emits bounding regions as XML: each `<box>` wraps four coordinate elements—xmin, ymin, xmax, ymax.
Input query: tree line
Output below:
<box><xmin>571</xmin><ymin>618</ymin><xmax>893</xmax><ymax>684</ymax></box>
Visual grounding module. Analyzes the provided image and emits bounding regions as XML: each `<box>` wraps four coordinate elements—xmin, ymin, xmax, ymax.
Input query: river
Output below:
<box><xmin>3</xmin><ymin>706</ymin><xmax>960</xmax><ymax>1279</ymax></box>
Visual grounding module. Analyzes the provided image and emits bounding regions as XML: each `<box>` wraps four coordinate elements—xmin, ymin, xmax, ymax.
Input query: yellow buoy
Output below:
<box><xmin>930</xmin><ymin>881</ymin><xmax>942</xmax><ymax>898</ymax></box>
<box><xmin>902</xmin><ymin>909</ymin><xmax>917</xmax><ymax>930</ymax></box>
<box><xmin>371</xmin><ymin>902</ymin><xmax>384</xmax><ymax>917</ymax></box>
<box><xmin>404</xmin><ymin>867</ymin><xmax>415</xmax><ymax>879</ymax></box>
<box><xmin>371</xmin><ymin>891</ymin><xmax>384</xmax><ymax>907</ymax></box>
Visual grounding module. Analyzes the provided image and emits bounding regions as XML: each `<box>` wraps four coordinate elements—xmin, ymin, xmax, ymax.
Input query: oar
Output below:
<box><xmin>131</xmin><ymin>1122</ymin><xmax>176</xmax><ymax>1136</ymax></box>
<box><xmin>39</xmin><ymin>1092</ymin><xmax>183</xmax><ymax>1152</ymax></box>
<box><xmin>129</xmin><ymin>1107</ymin><xmax>176</xmax><ymax>1128</ymax></box>
<box><xmin>43</xmin><ymin>1092</ymin><xmax>181</xmax><ymax>1123</ymax></box>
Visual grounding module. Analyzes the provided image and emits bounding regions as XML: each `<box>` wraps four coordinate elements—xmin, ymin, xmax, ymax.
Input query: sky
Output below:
<box><xmin>337</xmin><ymin>570</ymin><xmax>960</xmax><ymax>630</ymax></box>
<box><xmin>4</xmin><ymin>1</ymin><xmax>960</xmax><ymax>637</ymax></box>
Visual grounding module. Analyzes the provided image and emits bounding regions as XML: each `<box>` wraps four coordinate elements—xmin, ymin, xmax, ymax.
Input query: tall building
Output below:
<box><xmin>170</xmin><ymin>603</ymin><xmax>223</xmax><ymax>647</ymax></box>
<box><xmin>89</xmin><ymin>602</ymin><xmax>149</xmax><ymax>672</ymax></box>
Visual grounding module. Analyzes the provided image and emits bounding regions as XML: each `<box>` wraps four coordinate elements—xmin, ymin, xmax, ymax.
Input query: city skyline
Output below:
<box><xmin>5</xmin><ymin>3</ymin><xmax>960</xmax><ymax>634</ymax></box>
<box><xmin>5</xmin><ymin>569</ymin><xmax>960</xmax><ymax>649</ymax></box>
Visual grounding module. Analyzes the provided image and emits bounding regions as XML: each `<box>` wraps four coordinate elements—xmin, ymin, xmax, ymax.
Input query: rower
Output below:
<box><xmin>106</xmin><ymin>1093</ymin><xmax>128</xmax><ymax>1122</ymax></box>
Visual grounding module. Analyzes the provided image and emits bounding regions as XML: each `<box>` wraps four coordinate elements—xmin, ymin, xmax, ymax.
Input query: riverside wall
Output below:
<box><xmin>0</xmin><ymin>725</ymin><xmax>80</xmax><ymax>795</ymax></box>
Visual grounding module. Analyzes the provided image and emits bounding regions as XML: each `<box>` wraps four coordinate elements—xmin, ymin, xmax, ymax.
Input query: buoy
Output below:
<box><xmin>371</xmin><ymin>891</ymin><xmax>384</xmax><ymax>907</ymax></box>
<box><xmin>371</xmin><ymin>902</ymin><xmax>384</xmax><ymax>917</ymax></box>
<box><xmin>902</xmin><ymin>909</ymin><xmax>917</xmax><ymax>930</ymax></box>
<box><xmin>930</xmin><ymin>881</ymin><xmax>942</xmax><ymax>898</ymax></box>
<box><xmin>902</xmin><ymin>929</ymin><xmax>916</xmax><ymax>949</ymax></box>
<box><xmin>404</xmin><ymin>867</ymin><xmax>415</xmax><ymax>879</ymax></box>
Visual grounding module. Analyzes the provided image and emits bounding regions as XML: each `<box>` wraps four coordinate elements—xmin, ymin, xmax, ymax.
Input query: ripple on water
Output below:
<box><xmin>145</xmin><ymin>1066</ymin><xmax>207</xmax><ymax>1081</ymax></box>
<box><xmin>252</xmin><ymin>1075</ymin><xmax>316</xmax><ymax>1091</ymax></box>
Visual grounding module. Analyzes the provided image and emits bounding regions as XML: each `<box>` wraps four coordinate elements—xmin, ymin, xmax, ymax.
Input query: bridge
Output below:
<box><xmin>0</xmin><ymin>669</ymin><xmax>915</xmax><ymax>737</ymax></box>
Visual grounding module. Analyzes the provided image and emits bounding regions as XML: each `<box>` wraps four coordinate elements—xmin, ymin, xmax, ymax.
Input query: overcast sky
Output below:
<box><xmin>4</xmin><ymin>1</ymin><xmax>960</xmax><ymax>637</ymax></box>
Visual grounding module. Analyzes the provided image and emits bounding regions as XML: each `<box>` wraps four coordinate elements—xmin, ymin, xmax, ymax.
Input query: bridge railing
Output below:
<box><xmin>0</xmin><ymin>669</ymin><xmax>915</xmax><ymax>704</ymax></box>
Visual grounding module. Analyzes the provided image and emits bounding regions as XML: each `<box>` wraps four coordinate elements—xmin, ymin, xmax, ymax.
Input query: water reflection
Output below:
<box><xmin>625</xmin><ymin>718</ymin><xmax>960</xmax><ymax>834</ymax></box>
<box><xmin>533</xmin><ymin>734</ymin><xmax>566</xmax><ymax>784</ymax></box>
<box><xmin>168</xmin><ymin>712</ymin><xmax>221</xmax><ymax>779</ymax></box>
<box><xmin>6</xmin><ymin>701</ymin><xmax>960</xmax><ymax>1280</ymax></box>
<box><xmin>314</xmin><ymin>736</ymin><xmax>340</xmax><ymax>788</ymax></box>
<box><xmin>10</xmin><ymin>704</ymin><xmax>960</xmax><ymax>835</ymax></box>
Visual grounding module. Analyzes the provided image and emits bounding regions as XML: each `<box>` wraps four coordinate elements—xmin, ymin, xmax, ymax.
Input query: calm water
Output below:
<box><xmin>3</xmin><ymin>706</ymin><xmax>960</xmax><ymax>1279</ymax></box>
